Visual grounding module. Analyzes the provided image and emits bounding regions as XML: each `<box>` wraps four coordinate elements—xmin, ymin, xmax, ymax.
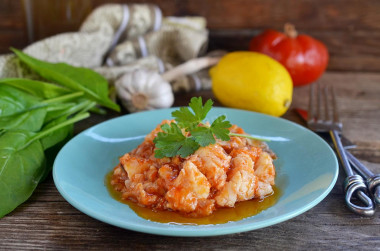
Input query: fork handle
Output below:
<box><xmin>330</xmin><ymin>130</ymin><xmax>353</xmax><ymax>176</ymax></box>
<box><xmin>346</xmin><ymin>150</ymin><xmax>380</xmax><ymax>205</ymax></box>
<box><xmin>330</xmin><ymin>130</ymin><xmax>375</xmax><ymax>216</ymax></box>
<box><xmin>344</xmin><ymin>175</ymin><xmax>375</xmax><ymax>216</ymax></box>
<box><xmin>346</xmin><ymin>150</ymin><xmax>374</xmax><ymax>178</ymax></box>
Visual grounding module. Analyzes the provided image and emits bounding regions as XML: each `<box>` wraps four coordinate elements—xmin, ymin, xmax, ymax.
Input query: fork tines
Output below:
<box><xmin>308</xmin><ymin>82</ymin><xmax>343</xmax><ymax>133</ymax></box>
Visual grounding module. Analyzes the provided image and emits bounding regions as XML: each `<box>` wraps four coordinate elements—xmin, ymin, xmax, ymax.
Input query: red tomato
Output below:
<box><xmin>249</xmin><ymin>24</ymin><xmax>329</xmax><ymax>86</ymax></box>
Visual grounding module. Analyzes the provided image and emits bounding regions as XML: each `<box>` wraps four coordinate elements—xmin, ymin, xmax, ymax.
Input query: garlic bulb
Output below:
<box><xmin>115</xmin><ymin>69</ymin><xmax>174</xmax><ymax>112</ymax></box>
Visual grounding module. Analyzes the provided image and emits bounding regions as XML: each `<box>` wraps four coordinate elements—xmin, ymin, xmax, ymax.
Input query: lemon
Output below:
<box><xmin>210</xmin><ymin>51</ymin><xmax>293</xmax><ymax>117</ymax></box>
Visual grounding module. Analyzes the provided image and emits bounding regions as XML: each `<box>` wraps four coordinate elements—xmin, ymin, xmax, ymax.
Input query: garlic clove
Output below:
<box><xmin>115</xmin><ymin>69</ymin><xmax>174</xmax><ymax>113</ymax></box>
<box><xmin>148</xmin><ymin>95</ymin><xmax>174</xmax><ymax>109</ymax></box>
<box><xmin>146</xmin><ymin>72</ymin><xmax>164</xmax><ymax>89</ymax></box>
<box><xmin>131</xmin><ymin>93</ymin><xmax>149</xmax><ymax>110</ymax></box>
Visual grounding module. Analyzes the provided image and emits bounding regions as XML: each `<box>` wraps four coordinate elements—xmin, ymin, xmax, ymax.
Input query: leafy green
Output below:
<box><xmin>172</xmin><ymin>97</ymin><xmax>213</xmax><ymax>129</ymax></box>
<box><xmin>0</xmin><ymin>107</ymin><xmax>47</xmax><ymax>131</ymax></box>
<box><xmin>43</xmin><ymin>103</ymin><xmax>77</xmax><ymax>124</ymax></box>
<box><xmin>210</xmin><ymin>115</ymin><xmax>232</xmax><ymax>141</ymax></box>
<box><xmin>41</xmin><ymin>101</ymin><xmax>95</xmax><ymax>150</ymax></box>
<box><xmin>40</xmin><ymin>117</ymin><xmax>73</xmax><ymax>151</ymax></box>
<box><xmin>191</xmin><ymin>126</ymin><xmax>215</xmax><ymax>147</ymax></box>
<box><xmin>0</xmin><ymin>85</ymin><xmax>41</xmax><ymax>116</ymax></box>
<box><xmin>0</xmin><ymin>48</ymin><xmax>120</xmax><ymax>218</ymax></box>
<box><xmin>41</xmin><ymin>133</ymin><xmax>72</xmax><ymax>182</ymax></box>
<box><xmin>0</xmin><ymin>112</ymin><xmax>89</xmax><ymax>217</ymax></box>
<box><xmin>26</xmin><ymin>112</ymin><xmax>90</xmax><ymax>150</ymax></box>
<box><xmin>189</xmin><ymin>115</ymin><xmax>232</xmax><ymax>147</ymax></box>
<box><xmin>154</xmin><ymin>97</ymin><xmax>268</xmax><ymax>158</ymax></box>
<box><xmin>154</xmin><ymin>123</ymin><xmax>199</xmax><ymax>158</ymax></box>
<box><xmin>0</xmin><ymin>130</ymin><xmax>46</xmax><ymax>218</ymax></box>
<box><xmin>0</xmin><ymin>87</ymin><xmax>85</xmax><ymax>132</ymax></box>
<box><xmin>39</xmin><ymin>91</ymin><xmax>83</xmax><ymax>105</ymax></box>
<box><xmin>43</xmin><ymin>100</ymin><xmax>93</xmax><ymax>125</ymax></box>
<box><xmin>11</xmin><ymin>48</ymin><xmax>120</xmax><ymax>112</ymax></box>
<box><xmin>0</xmin><ymin>78</ymin><xmax>71</xmax><ymax>99</ymax></box>
<box><xmin>0</xmin><ymin>83</ymin><xmax>82</xmax><ymax>115</ymax></box>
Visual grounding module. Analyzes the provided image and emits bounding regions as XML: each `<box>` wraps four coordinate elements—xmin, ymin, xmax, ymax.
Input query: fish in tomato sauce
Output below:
<box><xmin>110</xmin><ymin>120</ymin><xmax>276</xmax><ymax>217</ymax></box>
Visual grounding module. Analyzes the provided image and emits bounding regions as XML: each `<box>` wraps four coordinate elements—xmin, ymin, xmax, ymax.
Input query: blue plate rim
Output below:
<box><xmin>53</xmin><ymin>107</ymin><xmax>339</xmax><ymax>237</ymax></box>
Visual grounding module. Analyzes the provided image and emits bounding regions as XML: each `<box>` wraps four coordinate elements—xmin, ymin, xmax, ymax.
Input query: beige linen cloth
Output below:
<box><xmin>0</xmin><ymin>4</ymin><xmax>211</xmax><ymax>92</ymax></box>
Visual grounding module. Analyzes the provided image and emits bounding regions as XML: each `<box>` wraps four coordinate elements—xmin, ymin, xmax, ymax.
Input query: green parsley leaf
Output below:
<box><xmin>172</xmin><ymin>97</ymin><xmax>213</xmax><ymax>130</ymax></box>
<box><xmin>153</xmin><ymin>123</ymin><xmax>200</xmax><ymax>158</ymax></box>
<box><xmin>189</xmin><ymin>97</ymin><xmax>213</xmax><ymax>122</ymax></box>
<box><xmin>176</xmin><ymin>138</ymin><xmax>200</xmax><ymax>158</ymax></box>
<box><xmin>190</xmin><ymin>115</ymin><xmax>231</xmax><ymax>146</ymax></box>
<box><xmin>153</xmin><ymin>97</ymin><xmax>268</xmax><ymax>158</ymax></box>
<box><xmin>153</xmin><ymin>123</ymin><xmax>185</xmax><ymax>158</ymax></box>
<box><xmin>171</xmin><ymin>106</ymin><xmax>197</xmax><ymax>129</ymax></box>
<box><xmin>191</xmin><ymin>126</ymin><xmax>215</xmax><ymax>147</ymax></box>
<box><xmin>210</xmin><ymin>115</ymin><xmax>231</xmax><ymax>141</ymax></box>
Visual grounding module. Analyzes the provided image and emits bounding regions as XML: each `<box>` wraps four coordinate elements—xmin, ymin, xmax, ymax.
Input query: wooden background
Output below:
<box><xmin>1</xmin><ymin>0</ymin><xmax>380</xmax><ymax>72</ymax></box>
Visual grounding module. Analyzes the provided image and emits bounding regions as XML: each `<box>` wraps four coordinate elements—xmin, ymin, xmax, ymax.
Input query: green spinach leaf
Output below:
<box><xmin>0</xmin><ymin>78</ymin><xmax>71</xmax><ymax>99</ymax></box>
<box><xmin>0</xmin><ymin>107</ymin><xmax>47</xmax><ymax>132</ymax></box>
<box><xmin>0</xmin><ymin>130</ymin><xmax>46</xmax><ymax>218</ymax></box>
<box><xmin>0</xmin><ymin>85</ymin><xmax>41</xmax><ymax>116</ymax></box>
<box><xmin>41</xmin><ymin>101</ymin><xmax>95</xmax><ymax>150</ymax></box>
<box><xmin>43</xmin><ymin>103</ymin><xmax>76</xmax><ymax>123</ymax></box>
<box><xmin>12</xmin><ymin>48</ymin><xmax>120</xmax><ymax>112</ymax></box>
<box><xmin>40</xmin><ymin>116</ymin><xmax>73</xmax><ymax>151</ymax></box>
<box><xmin>0</xmin><ymin>88</ymin><xmax>84</xmax><ymax>132</ymax></box>
<box><xmin>0</xmin><ymin>112</ymin><xmax>90</xmax><ymax>218</ymax></box>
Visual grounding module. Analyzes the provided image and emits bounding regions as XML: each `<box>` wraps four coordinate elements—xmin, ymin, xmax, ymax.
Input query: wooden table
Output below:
<box><xmin>1</xmin><ymin>72</ymin><xmax>379</xmax><ymax>250</ymax></box>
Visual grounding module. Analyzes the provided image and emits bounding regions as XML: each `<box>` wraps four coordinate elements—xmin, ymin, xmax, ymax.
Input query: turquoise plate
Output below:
<box><xmin>53</xmin><ymin>107</ymin><xmax>338</xmax><ymax>237</ymax></box>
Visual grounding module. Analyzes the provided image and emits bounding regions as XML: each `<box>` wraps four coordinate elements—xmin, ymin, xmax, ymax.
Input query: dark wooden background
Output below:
<box><xmin>1</xmin><ymin>0</ymin><xmax>380</xmax><ymax>72</ymax></box>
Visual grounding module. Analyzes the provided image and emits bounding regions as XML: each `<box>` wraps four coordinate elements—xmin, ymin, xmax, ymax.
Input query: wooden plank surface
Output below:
<box><xmin>208</xmin><ymin>30</ymin><xmax>380</xmax><ymax>72</ymax></box>
<box><xmin>0</xmin><ymin>72</ymin><xmax>379</xmax><ymax>250</ymax></box>
<box><xmin>291</xmin><ymin>72</ymin><xmax>380</xmax><ymax>163</ymax></box>
<box><xmin>1</xmin><ymin>0</ymin><xmax>380</xmax><ymax>71</ymax></box>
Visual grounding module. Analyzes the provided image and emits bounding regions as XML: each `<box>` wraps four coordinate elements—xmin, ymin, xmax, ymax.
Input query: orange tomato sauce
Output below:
<box><xmin>105</xmin><ymin>171</ymin><xmax>280</xmax><ymax>225</ymax></box>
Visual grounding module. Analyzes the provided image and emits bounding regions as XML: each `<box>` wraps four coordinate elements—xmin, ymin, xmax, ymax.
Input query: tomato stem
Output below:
<box><xmin>284</xmin><ymin>23</ymin><xmax>298</xmax><ymax>38</ymax></box>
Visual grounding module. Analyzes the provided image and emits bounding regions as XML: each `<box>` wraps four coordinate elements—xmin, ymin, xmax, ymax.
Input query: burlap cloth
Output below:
<box><xmin>0</xmin><ymin>4</ymin><xmax>211</xmax><ymax>93</ymax></box>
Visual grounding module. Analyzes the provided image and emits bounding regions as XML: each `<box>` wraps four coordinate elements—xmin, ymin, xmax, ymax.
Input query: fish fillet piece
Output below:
<box><xmin>166</xmin><ymin>161</ymin><xmax>211</xmax><ymax>213</ymax></box>
<box><xmin>190</xmin><ymin>144</ymin><xmax>231</xmax><ymax>190</ymax></box>
<box><xmin>215</xmin><ymin>151</ymin><xmax>258</xmax><ymax>207</ymax></box>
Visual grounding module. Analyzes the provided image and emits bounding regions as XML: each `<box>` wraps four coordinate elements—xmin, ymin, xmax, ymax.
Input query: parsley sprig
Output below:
<box><xmin>153</xmin><ymin>97</ymin><xmax>268</xmax><ymax>158</ymax></box>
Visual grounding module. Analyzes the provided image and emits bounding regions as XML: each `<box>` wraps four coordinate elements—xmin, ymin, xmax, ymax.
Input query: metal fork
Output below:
<box><xmin>308</xmin><ymin>83</ymin><xmax>375</xmax><ymax>216</ymax></box>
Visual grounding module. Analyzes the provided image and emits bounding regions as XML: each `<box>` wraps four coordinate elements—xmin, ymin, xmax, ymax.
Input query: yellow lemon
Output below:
<box><xmin>210</xmin><ymin>51</ymin><xmax>293</xmax><ymax>117</ymax></box>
